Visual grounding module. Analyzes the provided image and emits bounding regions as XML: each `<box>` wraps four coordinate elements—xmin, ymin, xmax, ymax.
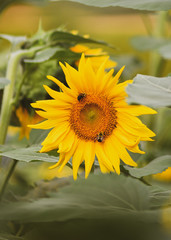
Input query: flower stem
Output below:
<box><xmin>146</xmin><ymin>11</ymin><xmax>168</xmax><ymax>153</ymax></box>
<box><xmin>0</xmin><ymin>47</ymin><xmax>39</xmax><ymax>200</ymax></box>
<box><xmin>0</xmin><ymin>49</ymin><xmax>38</xmax><ymax>144</ymax></box>
<box><xmin>149</xmin><ymin>11</ymin><xmax>168</xmax><ymax>77</ymax></box>
<box><xmin>0</xmin><ymin>159</ymin><xmax>18</xmax><ymax>200</ymax></box>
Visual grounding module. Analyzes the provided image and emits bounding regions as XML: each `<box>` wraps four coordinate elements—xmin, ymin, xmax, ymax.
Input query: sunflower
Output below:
<box><xmin>70</xmin><ymin>44</ymin><xmax>117</xmax><ymax>71</ymax></box>
<box><xmin>29</xmin><ymin>54</ymin><xmax>156</xmax><ymax>179</ymax></box>
<box><xmin>153</xmin><ymin>167</ymin><xmax>171</xmax><ymax>182</ymax></box>
<box><xmin>16</xmin><ymin>106</ymin><xmax>42</xmax><ymax>140</ymax></box>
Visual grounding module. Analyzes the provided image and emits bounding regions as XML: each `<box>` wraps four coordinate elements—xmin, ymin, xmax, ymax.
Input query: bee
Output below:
<box><xmin>77</xmin><ymin>93</ymin><xmax>86</xmax><ymax>102</ymax></box>
<box><xmin>96</xmin><ymin>132</ymin><xmax>104</xmax><ymax>142</ymax></box>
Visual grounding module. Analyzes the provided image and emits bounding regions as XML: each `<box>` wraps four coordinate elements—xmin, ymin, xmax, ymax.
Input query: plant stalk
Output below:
<box><xmin>0</xmin><ymin>49</ymin><xmax>38</xmax><ymax>144</ymax></box>
<box><xmin>149</xmin><ymin>11</ymin><xmax>168</xmax><ymax>77</ymax></box>
<box><xmin>0</xmin><ymin>47</ymin><xmax>39</xmax><ymax>200</ymax></box>
<box><xmin>0</xmin><ymin>160</ymin><xmax>18</xmax><ymax>200</ymax></box>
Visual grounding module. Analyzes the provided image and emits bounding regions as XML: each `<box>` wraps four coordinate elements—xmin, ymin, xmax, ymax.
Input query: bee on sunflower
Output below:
<box><xmin>29</xmin><ymin>54</ymin><xmax>156</xmax><ymax>179</ymax></box>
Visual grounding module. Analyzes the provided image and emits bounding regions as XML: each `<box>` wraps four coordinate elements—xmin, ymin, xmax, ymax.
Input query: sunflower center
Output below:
<box><xmin>80</xmin><ymin>103</ymin><xmax>102</xmax><ymax>127</ymax></box>
<box><xmin>70</xmin><ymin>94</ymin><xmax>117</xmax><ymax>142</ymax></box>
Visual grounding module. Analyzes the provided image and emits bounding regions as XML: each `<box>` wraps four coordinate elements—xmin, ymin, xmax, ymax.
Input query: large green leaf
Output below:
<box><xmin>158</xmin><ymin>43</ymin><xmax>171</xmax><ymax>60</ymax></box>
<box><xmin>125</xmin><ymin>155</ymin><xmax>171</xmax><ymax>178</ymax></box>
<box><xmin>50</xmin><ymin>0</ymin><xmax>171</xmax><ymax>11</ymax></box>
<box><xmin>49</xmin><ymin>30</ymin><xmax>110</xmax><ymax>46</ymax></box>
<box><xmin>1</xmin><ymin>174</ymin><xmax>170</xmax><ymax>240</ymax></box>
<box><xmin>0</xmin><ymin>174</ymin><xmax>162</xmax><ymax>222</ymax></box>
<box><xmin>126</xmin><ymin>74</ymin><xmax>171</xmax><ymax>107</ymax></box>
<box><xmin>0</xmin><ymin>233</ymin><xmax>24</xmax><ymax>240</ymax></box>
<box><xmin>149</xmin><ymin>186</ymin><xmax>171</xmax><ymax>209</ymax></box>
<box><xmin>0</xmin><ymin>232</ymin><xmax>24</xmax><ymax>240</ymax></box>
<box><xmin>0</xmin><ymin>78</ymin><xmax>10</xmax><ymax>89</ymax></box>
<box><xmin>0</xmin><ymin>146</ymin><xmax>59</xmax><ymax>163</ymax></box>
<box><xmin>131</xmin><ymin>36</ymin><xmax>170</xmax><ymax>51</ymax></box>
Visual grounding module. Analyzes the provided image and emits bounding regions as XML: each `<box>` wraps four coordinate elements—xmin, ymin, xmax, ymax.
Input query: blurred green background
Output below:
<box><xmin>0</xmin><ymin>2</ymin><xmax>171</xmax><ymax>76</ymax></box>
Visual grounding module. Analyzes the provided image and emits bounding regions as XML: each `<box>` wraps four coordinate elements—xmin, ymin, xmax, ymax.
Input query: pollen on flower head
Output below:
<box><xmin>70</xmin><ymin>93</ymin><xmax>117</xmax><ymax>142</ymax></box>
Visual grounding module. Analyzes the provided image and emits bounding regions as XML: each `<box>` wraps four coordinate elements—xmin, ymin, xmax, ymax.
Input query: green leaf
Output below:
<box><xmin>49</xmin><ymin>30</ymin><xmax>110</xmax><ymax>46</ymax></box>
<box><xmin>0</xmin><ymin>144</ymin><xmax>16</xmax><ymax>152</ymax></box>
<box><xmin>0</xmin><ymin>78</ymin><xmax>10</xmax><ymax>89</ymax></box>
<box><xmin>131</xmin><ymin>36</ymin><xmax>169</xmax><ymax>51</ymax></box>
<box><xmin>50</xmin><ymin>0</ymin><xmax>171</xmax><ymax>11</ymax></box>
<box><xmin>125</xmin><ymin>155</ymin><xmax>171</xmax><ymax>178</ymax></box>
<box><xmin>24</xmin><ymin>47</ymin><xmax>63</xmax><ymax>63</ymax></box>
<box><xmin>24</xmin><ymin>47</ymin><xmax>80</xmax><ymax>63</ymax></box>
<box><xmin>29</xmin><ymin>129</ymin><xmax>50</xmax><ymax>145</ymax></box>
<box><xmin>126</xmin><ymin>74</ymin><xmax>171</xmax><ymax>107</ymax></box>
<box><xmin>0</xmin><ymin>174</ymin><xmax>160</xmax><ymax>222</ymax></box>
<box><xmin>0</xmin><ymin>146</ymin><xmax>59</xmax><ymax>163</ymax></box>
<box><xmin>0</xmin><ymin>232</ymin><xmax>24</xmax><ymax>240</ymax></box>
<box><xmin>158</xmin><ymin>43</ymin><xmax>171</xmax><ymax>60</ymax></box>
<box><xmin>1</xmin><ymin>174</ymin><xmax>170</xmax><ymax>240</ymax></box>
<box><xmin>0</xmin><ymin>34</ymin><xmax>27</xmax><ymax>48</ymax></box>
<box><xmin>149</xmin><ymin>186</ymin><xmax>171</xmax><ymax>209</ymax></box>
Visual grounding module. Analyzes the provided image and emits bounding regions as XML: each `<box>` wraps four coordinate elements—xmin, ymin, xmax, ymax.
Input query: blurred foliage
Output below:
<box><xmin>0</xmin><ymin>0</ymin><xmax>48</xmax><ymax>13</ymax></box>
<box><xmin>0</xmin><ymin>174</ymin><xmax>171</xmax><ymax>240</ymax></box>
<box><xmin>51</xmin><ymin>0</ymin><xmax>171</xmax><ymax>11</ymax></box>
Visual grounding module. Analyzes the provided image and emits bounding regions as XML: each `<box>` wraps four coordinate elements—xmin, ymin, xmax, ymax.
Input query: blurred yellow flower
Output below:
<box><xmin>153</xmin><ymin>167</ymin><xmax>171</xmax><ymax>181</ymax></box>
<box><xmin>70</xmin><ymin>44</ymin><xmax>117</xmax><ymax>71</ymax></box>
<box><xmin>29</xmin><ymin>54</ymin><xmax>156</xmax><ymax>180</ymax></box>
<box><xmin>16</xmin><ymin>106</ymin><xmax>42</xmax><ymax>140</ymax></box>
<box><xmin>162</xmin><ymin>207</ymin><xmax>171</xmax><ymax>234</ymax></box>
<box><xmin>39</xmin><ymin>163</ymin><xmax>73</xmax><ymax>180</ymax></box>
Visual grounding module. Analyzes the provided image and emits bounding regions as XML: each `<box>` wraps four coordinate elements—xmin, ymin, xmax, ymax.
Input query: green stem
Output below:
<box><xmin>0</xmin><ymin>48</ymin><xmax>40</xmax><ymax>144</ymax></box>
<box><xmin>141</xmin><ymin>14</ymin><xmax>153</xmax><ymax>36</ymax></box>
<box><xmin>0</xmin><ymin>160</ymin><xmax>18</xmax><ymax>200</ymax></box>
<box><xmin>146</xmin><ymin>11</ymin><xmax>168</xmax><ymax>153</ymax></box>
<box><xmin>12</xmin><ymin>71</ymin><xmax>28</xmax><ymax>107</ymax></box>
<box><xmin>0</xmin><ymin>47</ymin><xmax>40</xmax><ymax>200</ymax></box>
<box><xmin>149</xmin><ymin>11</ymin><xmax>168</xmax><ymax>77</ymax></box>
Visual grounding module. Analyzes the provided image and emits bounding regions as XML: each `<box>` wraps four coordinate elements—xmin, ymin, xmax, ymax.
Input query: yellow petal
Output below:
<box><xmin>117</xmin><ymin>113</ymin><xmax>156</xmax><ymax>138</ymax></box>
<box><xmin>47</xmin><ymin>75</ymin><xmax>75</xmax><ymax>97</ymax></box>
<box><xmin>98</xmin><ymin>161</ymin><xmax>110</xmax><ymax>173</ymax></box>
<box><xmin>111</xmin><ymin>135</ymin><xmax>137</xmax><ymax>167</ymax></box>
<box><xmin>59</xmin><ymin>62</ymin><xmax>80</xmax><ymax>94</ymax></box>
<box><xmin>95</xmin><ymin>143</ymin><xmax>114</xmax><ymax>172</ymax></box>
<box><xmin>127</xmin><ymin>144</ymin><xmax>145</xmax><ymax>154</ymax></box>
<box><xmin>84</xmin><ymin>141</ymin><xmax>96</xmax><ymax>178</ymax></box>
<box><xmin>84</xmin><ymin>58</ymin><xmax>96</xmax><ymax>93</ymax></box>
<box><xmin>31</xmin><ymin>99</ymin><xmax>71</xmax><ymax>110</ymax></box>
<box><xmin>58</xmin><ymin>129</ymin><xmax>76</xmax><ymax>153</ymax></box>
<box><xmin>72</xmin><ymin>141</ymin><xmax>85</xmax><ymax>180</ymax></box>
<box><xmin>114</xmin><ymin>127</ymin><xmax>140</xmax><ymax>147</ymax></box>
<box><xmin>109</xmin><ymin>80</ymin><xmax>133</xmax><ymax>99</ymax></box>
<box><xmin>48</xmin><ymin>153</ymin><xmax>65</xmax><ymax>169</ymax></box>
<box><xmin>35</xmin><ymin>110</ymin><xmax>70</xmax><ymax>119</ymax></box>
<box><xmin>117</xmin><ymin>105</ymin><xmax>157</xmax><ymax>116</ymax></box>
<box><xmin>103</xmin><ymin>136</ymin><xmax>120</xmax><ymax>174</ymax></box>
<box><xmin>28</xmin><ymin>119</ymin><xmax>58</xmax><ymax>129</ymax></box>
<box><xmin>58</xmin><ymin>137</ymin><xmax>79</xmax><ymax>172</ymax></box>
<box><xmin>43</xmin><ymin>85</ymin><xmax>74</xmax><ymax>103</ymax></box>
<box><xmin>42</xmin><ymin>122</ymin><xmax>70</xmax><ymax>145</ymax></box>
<box><xmin>95</xmin><ymin>58</ymin><xmax>112</xmax><ymax>93</ymax></box>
